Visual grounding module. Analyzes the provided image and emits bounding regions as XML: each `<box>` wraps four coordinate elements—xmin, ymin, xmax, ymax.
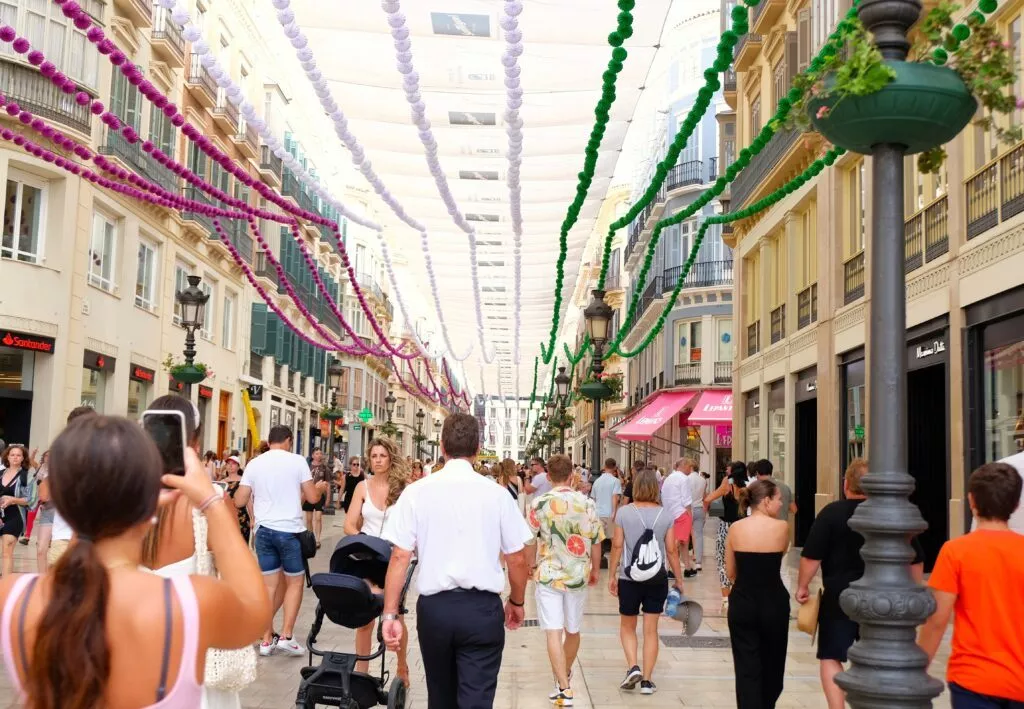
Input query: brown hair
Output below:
<box><xmin>367</xmin><ymin>437</ymin><xmax>410</xmax><ymax>508</ymax></box>
<box><xmin>969</xmin><ymin>462</ymin><xmax>1022</xmax><ymax>521</ymax></box>
<box><xmin>845</xmin><ymin>458</ymin><xmax>868</xmax><ymax>495</ymax></box>
<box><xmin>440</xmin><ymin>413</ymin><xmax>479</xmax><ymax>459</ymax></box>
<box><xmin>141</xmin><ymin>395</ymin><xmax>202</xmax><ymax>567</ymax></box>
<box><xmin>496</xmin><ymin>458</ymin><xmax>518</xmax><ymax>486</ymax></box>
<box><xmin>1</xmin><ymin>444</ymin><xmax>30</xmax><ymax>469</ymax></box>
<box><xmin>738</xmin><ymin>478</ymin><xmax>779</xmax><ymax>515</ymax></box>
<box><xmin>631</xmin><ymin>469</ymin><xmax>661</xmax><ymax>503</ymax></box>
<box><xmin>30</xmin><ymin>415</ymin><xmax>162</xmax><ymax>709</ymax></box>
<box><xmin>548</xmin><ymin>454</ymin><xmax>572</xmax><ymax>483</ymax></box>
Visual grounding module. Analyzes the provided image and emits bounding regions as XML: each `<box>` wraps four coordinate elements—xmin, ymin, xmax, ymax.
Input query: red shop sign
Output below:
<box><xmin>198</xmin><ymin>385</ymin><xmax>214</xmax><ymax>399</ymax></box>
<box><xmin>1</xmin><ymin>329</ymin><xmax>55</xmax><ymax>354</ymax></box>
<box><xmin>130</xmin><ymin>364</ymin><xmax>156</xmax><ymax>383</ymax></box>
<box><xmin>83</xmin><ymin>349</ymin><xmax>116</xmax><ymax>372</ymax></box>
<box><xmin>168</xmin><ymin>375</ymin><xmax>184</xmax><ymax>392</ymax></box>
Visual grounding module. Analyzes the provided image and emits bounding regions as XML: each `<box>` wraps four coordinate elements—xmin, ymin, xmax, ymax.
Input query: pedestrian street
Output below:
<box><xmin>0</xmin><ymin>522</ymin><xmax>952</xmax><ymax>709</ymax></box>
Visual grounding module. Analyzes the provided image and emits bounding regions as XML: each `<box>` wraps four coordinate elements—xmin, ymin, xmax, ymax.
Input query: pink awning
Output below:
<box><xmin>687</xmin><ymin>390</ymin><xmax>734</xmax><ymax>425</ymax></box>
<box><xmin>614</xmin><ymin>390</ymin><xmax>699</xmax><ymax>441</ymax></box>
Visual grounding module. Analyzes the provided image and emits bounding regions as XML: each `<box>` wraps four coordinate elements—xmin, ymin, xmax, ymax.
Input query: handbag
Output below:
<box><xmin>797</xmin><ymin>588</ymin><xmax>823</xmax><ymax>645</ymax></box>
<box><xmin>296</xmin><ymin>528</ymin><xmax>318</xmax><ymax>559</ymax></box>
<box><xmin>192</xmin><ymin>508</ymin><xmax>259</xmax><ymax>692</ymax></box>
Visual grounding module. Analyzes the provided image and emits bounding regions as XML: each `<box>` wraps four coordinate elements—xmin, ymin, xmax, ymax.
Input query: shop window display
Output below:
<box><xmin>984</xmin><ymin>340</ymin><xmax>1024</xmax><ymax>460</ymax></box>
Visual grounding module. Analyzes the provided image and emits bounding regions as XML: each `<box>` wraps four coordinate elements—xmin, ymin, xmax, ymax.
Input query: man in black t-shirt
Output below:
<box><xmin>796</xmin><ymin>458</ymin><xmax>924</xmax><ymax>709</ymax></box>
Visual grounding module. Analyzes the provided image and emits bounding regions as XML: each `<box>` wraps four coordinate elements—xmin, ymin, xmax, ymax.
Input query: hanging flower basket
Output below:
<box><xmin>808</xmin><ymin>61</ymin><xmax>976</xmax><ymax>156</ymax></box>
<box><xmin>579</xmin><ymin>381</ymin><xmax>614</xmax><ymax>400</ymax></box>
<box><xmin>169</xmin><ymin>364</ymin><xmax>208</xmax><ymax>385</ymax></box>
<box><xmin>320</xmin><ymin>407</ymin><xmax>344</xmax><ymax>422</ymax></box>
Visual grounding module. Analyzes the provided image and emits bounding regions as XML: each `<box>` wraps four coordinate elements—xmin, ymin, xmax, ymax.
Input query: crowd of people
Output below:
<box><xmin>0</xmin><ymin>402</ymin><xmax>1021</xmax><ymax>709</ymax></box>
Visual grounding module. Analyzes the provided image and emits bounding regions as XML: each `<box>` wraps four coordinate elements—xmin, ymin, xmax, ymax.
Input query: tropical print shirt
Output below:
<box><xmin>528</xmin><ymin>486</ymin><xmax>605</xmax><ymax>590</ymax></box>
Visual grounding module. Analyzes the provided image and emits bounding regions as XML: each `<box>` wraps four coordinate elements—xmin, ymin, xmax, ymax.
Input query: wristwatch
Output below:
<box><xmin>381</xmin><ymin>613</ymin><xmax>400</xmax><ymax>621</ymax></box>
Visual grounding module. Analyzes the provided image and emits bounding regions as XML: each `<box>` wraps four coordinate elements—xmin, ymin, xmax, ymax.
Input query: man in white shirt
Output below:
<box><xmin>423</xmin><ymin>458</ymin><xmax>433</xmax><ymax>476</ymax></box>
<box><xmin>525</xmin><ymin>456</ymin><xmax>552</xmax><ymax>496</ymax></box>
<box><xmin>381</xmin><ymin>413</ymin><xmax>534</xmax><ymax>709</ymax></box>
<box><xmin>233</xmin><ymin>424</ymin><xmax>328</xmax><ymax>656</ymax></box>
<box><xmin>661</xmin><ymin>458</ymin><xmax>695</xmax><ymax>577</ymax></box>
<box><xmin>683</xmin><ymin>463</ymin><xmax>710</xmax><ymax>574</ymax></box>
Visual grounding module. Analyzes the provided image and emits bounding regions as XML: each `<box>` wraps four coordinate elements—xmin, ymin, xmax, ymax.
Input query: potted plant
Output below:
<box><xmin>380</xmin><ymin>421</ymin><xmax>399</xmax><ymax>438</ymax></box>
<box><xmin>162</xmin><ymin>354</ymin><xmax>212</xmax><ymax>385</ymax></box>
<box><xmin>576</xmin><ymin>370</ymin><xmax>624</xmax><ymax>402</ymax></box>
<box><xmin>319</xmin><ymin>405</ymin><xmax>344</xmax><ymax>421</ymax></box>
<box><xmin>790</xmin><ymin>3</ymin><xmax>1018</xmax><ymax>172</ymax></box>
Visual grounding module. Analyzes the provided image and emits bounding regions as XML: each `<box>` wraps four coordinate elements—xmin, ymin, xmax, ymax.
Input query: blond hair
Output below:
<box><xmin>845</xmin><ymin>458</ymin><xmax>868</xmax><ymax>495</ymax></box>
<box><xmin>367</xmin><ymin>437</ymin><xmax>411</xmax><ymax>507</ymax></box>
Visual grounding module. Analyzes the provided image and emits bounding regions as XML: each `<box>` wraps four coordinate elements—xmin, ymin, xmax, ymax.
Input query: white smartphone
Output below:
<box><xmin>141</xmin><ymin>409</ymin><xmax>187</xmax><ymax>477</ymax></box>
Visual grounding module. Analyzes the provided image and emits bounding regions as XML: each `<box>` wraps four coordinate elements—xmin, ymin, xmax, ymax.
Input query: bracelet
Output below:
<box><xmin>197</xmin><ymin>492</ymin><xmax>223</xmax><ymax>512</ymax></box>
<box><xmin>508</xmin><ymin>597</ymin><xmax>524</xmax><ymax>608</ymax></box>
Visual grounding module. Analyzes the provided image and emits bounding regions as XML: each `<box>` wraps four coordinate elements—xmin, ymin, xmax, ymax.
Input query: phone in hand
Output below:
<box><xmin>141</xmin><ymin>410</ymin><xmax>187</xmax><ymax>477</ymax></box>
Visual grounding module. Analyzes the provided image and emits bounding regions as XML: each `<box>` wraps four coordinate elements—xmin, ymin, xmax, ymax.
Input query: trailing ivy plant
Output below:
<box><xmin>788</xmin><ymin>4</ymin><xmax>1020</xmax><ymax>174</ymax></box>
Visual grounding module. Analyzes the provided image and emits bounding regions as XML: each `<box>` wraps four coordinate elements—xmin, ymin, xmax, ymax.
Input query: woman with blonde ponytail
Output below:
<box><xmin>342</xmin><ymin>436</ymin><xmax>412</xmax><ymax>684</ymax></box>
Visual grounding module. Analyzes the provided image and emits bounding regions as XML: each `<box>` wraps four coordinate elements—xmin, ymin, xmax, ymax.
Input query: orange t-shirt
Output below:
<box><xmin>928</xmin><ymin>529</ymin><xmax>1024</xmax><ymax>701</ymax></box>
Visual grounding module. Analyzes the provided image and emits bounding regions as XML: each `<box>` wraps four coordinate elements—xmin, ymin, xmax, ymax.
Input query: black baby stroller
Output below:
<box><xmin>295</xmin><ymin>535</ymin><xmax>415</xmax><ymax>709</ymax></box>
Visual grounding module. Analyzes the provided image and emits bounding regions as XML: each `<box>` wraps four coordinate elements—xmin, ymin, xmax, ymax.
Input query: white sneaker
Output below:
<box><xmin>258</xmin><ymin>638</ymin><xmax>277</xmax><ymax>657</ymax></box>
<box><xmin>277</xmin><ymin>636</ymin><xmax>305</xmax><ymax>656</ymax></box>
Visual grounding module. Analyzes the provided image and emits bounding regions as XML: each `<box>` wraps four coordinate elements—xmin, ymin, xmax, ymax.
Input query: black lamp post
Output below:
<box><xmin>545</xmin><ymin>396</ymin><xmax>557</xmax><ymax>452</ymax></box>
<box><xmin>384</xmin><ymin>390</ymin><xmax>396</xmax><ymax>429</ymax></box>
<box><xmin>555</xmin><ymin>366</ymin><xmax>570</xmax><ymax>454</ymax></box>
<box><xmin>174</xmin><ymin>275</ymin><xmax>210</xmax><ymax>397</ymax></box>
<box><xmin>323</xmin><ymin>357</ymin><xmax>344</xmax><ymax>513</ymax></box>
<box><xmin>538</xmin><ymin>411</ymin><xmax>548</xmax><ymax>459</ymax></box>
<box><xmin>415</xmin><ymin>408</ymin><xmax>425</xmax><ymax>459</ymax></box>
<box><xmin>584</xmin><ymin>289</ymin><xmax>613</xmax><ymax>476</ymax></box>
<box><xmin>833</xmin><ymin>1</ymin><xmax>945</xmax><ymax>706</ymax></box>
<box><xmin>433</xmin><ymin>418</ymin><xmax>441</xmax><ymax>460</ymax></box>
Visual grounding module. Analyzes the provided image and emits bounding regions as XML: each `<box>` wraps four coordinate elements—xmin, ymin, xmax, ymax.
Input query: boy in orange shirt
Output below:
<box><xmin>918</xmin><ymin>462</ymin><xmax>1024</xmax><ymax>708</ymax></box>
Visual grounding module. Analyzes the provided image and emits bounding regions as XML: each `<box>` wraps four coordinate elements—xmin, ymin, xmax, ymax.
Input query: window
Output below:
<box><xmin>199</xmin><ymin>278</ymin><xmax>214</xmax><ymax>341</ymax></box>
<box><xmin>3</xmin><ymin>0</ymin><xmax>99</xmax><ymax>88</ymax></box>
<box><xmin>718</xmin><ymin>319</ymin><xmax>733</xmax><ymax>361</ymax></box>
<box><xmin>722</xmin><ymin>119</ymin><xmax>736</xmax><ymax>169</ymax></box>
<box><xmin>222</xmin><ymin>292</ymin><xmax>236</xmax><ymax>349</ymax></box>
<box><xmin>110</xmin><ymin>64</ymin><xmax>142</xmax><ymax>130</ymax></box>
<box><xmin>675</xmin><ymin>320</ymin><xmax>703</xmax><ymax>364</ymax></box>
<box><xmin>2</xmin><ymin>175</ymin><xmax>45</xmax><ymax>263</ymax></box>
<box><xmin>149</xmin><ymin>108</ymin><xmax>175</xmax><ymax>157</ymax></box>
<box><xmin>797</xmin><ymin>7</ymin><xmax>811</xmax><ymax>70</ymax></box>
<box><xmin>172</xmin><ymin>261</ymin><xmax>190</xmax><ymax>325</ymax></box>
<box><xmin>187</xmin><ymin>141</ymin><xmax>207</xmax><ymax>181</ymax></box>
<box><xmin>88</xmin><ymin>212</ymin><xmax>117</xmax><ymax>292</ymax></box>
<box><xmin>845</xmin><ymin>161</ymin><xmax>866</xmax><ymax>257</ymax></box>
<box><xmin>771</xmin><ymin>231</ymin><xmax>786</xmax><ymax>308</ymax></box>
<box><xmin>135</xmin><ymin>240</ymin><xmax>157</xmax><ymax>310</ymax></box>
<box><xmin>795</xmin><ymin>203</ymin><xmax>818</xmax><ymax>290</ymax></box>
<box><xmin>744</xmin><ymin>250</ymin><xmax>761</xmax><ymax>326</ymax></box>
<box><xmin>772</xmin><ymin>60</ymin><xmax>787</xmax><ymax>106</ymax></box>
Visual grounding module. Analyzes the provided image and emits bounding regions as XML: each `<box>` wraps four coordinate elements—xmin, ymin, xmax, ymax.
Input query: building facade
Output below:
<box><xmin>724</xmin><ymin>0</ymin><xmax>1024</xmax><ymax>562</ymax></box>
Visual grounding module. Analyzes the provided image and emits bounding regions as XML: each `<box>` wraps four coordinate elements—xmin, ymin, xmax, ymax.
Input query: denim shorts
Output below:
<box><xmin>254</xmin><ymin>526</ymin><xmax>305</xmax><ymax>576</ymax></box>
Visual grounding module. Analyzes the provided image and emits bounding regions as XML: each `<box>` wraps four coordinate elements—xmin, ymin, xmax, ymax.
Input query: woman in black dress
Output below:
<box><xmin>0</xmin><ymin>445</ymin><xmax>31</xmax><ymax>576</ymax></box>
<box><xmin>725</xmin><ymin>478</ymin><xmax>790</xmax><ymax>708</ymax></box>
<box><xmin>341</xmin><ymin>455</ymin><xmax>365</xmax><ymax>512</ymax></box>
<box><xmin>222</xmin><ymin>456</ymin><xmax>251</xmax><ymax>543</ymax></box>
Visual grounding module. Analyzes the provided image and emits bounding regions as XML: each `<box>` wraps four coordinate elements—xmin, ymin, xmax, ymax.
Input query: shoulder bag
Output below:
<box><xmin>192</xmin><ymin>508</ymin><xmax>259</xmax><ymax>693</ymax></box>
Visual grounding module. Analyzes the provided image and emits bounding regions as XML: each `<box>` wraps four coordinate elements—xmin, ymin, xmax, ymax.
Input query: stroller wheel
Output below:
<box><xmin>387</xmin><ymin>679</ymin><xmax>407</xmax><ymax>709</ymax></box>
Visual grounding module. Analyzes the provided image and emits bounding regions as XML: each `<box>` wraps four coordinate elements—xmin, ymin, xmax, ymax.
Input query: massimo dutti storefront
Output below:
<box><xmin>965</xmin><ymin>285</ymin><xmax>1024</xmax><ymax>520</ymax></box>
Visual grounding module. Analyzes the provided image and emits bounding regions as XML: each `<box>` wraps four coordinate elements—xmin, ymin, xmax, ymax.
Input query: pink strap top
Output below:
<box><xmin>1</xmin><ymin>573</ymin><xmax>203</xmax><ymax>708</ymax></box>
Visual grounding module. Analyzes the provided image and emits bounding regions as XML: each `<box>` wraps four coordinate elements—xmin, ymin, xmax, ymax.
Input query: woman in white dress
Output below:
<box><xmin>141</xmin><ymin>394</ymin><xmax>250</xmax><ymax>709</ymax></box>
<box><xmin>344</xmin><ymin>436</ymin><xmax>412</xmax><ymax>684</ymax></box>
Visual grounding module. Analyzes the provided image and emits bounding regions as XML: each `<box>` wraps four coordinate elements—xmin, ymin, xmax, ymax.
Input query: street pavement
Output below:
<box><xmin>0</xmin><ymin>517</ymin><xmax>952</xmax><ymax>708</ymax></box>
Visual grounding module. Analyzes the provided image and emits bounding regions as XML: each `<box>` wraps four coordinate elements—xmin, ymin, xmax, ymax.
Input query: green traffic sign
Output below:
<box><xmin>358</xmin><ymin>406</ymin><xmax>373</xmax><ymax>423</ymax></box>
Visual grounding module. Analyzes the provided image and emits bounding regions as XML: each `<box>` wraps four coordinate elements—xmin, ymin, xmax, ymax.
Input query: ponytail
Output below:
<box><xmin>738</xmin><ymin>478</ymin><xmax>778</xmax><ymax>515</ymax></box>
<box><xmin>28</xmin><ymin>540</ymin><xmax>110</xmax><ymax>709</ymax></box>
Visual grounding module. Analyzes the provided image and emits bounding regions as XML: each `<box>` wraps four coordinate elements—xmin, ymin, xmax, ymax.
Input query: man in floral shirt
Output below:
<box><xmin>528</xmin><ymin>454</ymin><xmax>604</xmax><ymax>707</ymax></box>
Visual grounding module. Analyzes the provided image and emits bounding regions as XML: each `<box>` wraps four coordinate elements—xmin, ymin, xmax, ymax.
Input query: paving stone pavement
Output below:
<box><xmin>0</xmin><ymin>518</ymin><xmax>952</xmax><ymax>708</ymax></box>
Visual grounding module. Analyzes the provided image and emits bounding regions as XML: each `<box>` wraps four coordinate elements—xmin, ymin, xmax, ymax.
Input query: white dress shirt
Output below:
<box><xmin>661</xmin><ymin>471</ymin><xmax>693</xmax><ymax>521</ymax></box>
<box><xmin>383</xmin><ymin>458</ymin><xmax>534</xmax><ymax>596</ymax></box>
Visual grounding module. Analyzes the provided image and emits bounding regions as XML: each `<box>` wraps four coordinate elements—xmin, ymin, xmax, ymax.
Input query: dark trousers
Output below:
<box><xmin>416</xmin><ymin>589</ymin><xmax>505</xmax><ymax>709</ymax></box>
<box><xmin>727</xmin><ymin>591</ymin><xmax>789</xmax><ymax>709</ymax></box>
<box><xmin>950</xmin><ymin>683</ymin><xmax>1024</xmax><ymax>709</ymax></box>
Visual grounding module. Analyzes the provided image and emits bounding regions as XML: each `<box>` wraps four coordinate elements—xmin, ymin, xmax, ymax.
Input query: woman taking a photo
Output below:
<box><xmin>0</xmin><ymin>445</ymin><xmax>32</xmax><ymax>577</ymax></box>
<box><xmin>725</xmin><ymin>478</ymin><xmax>790</xmax><ymax>708</ymax></box>
<box><xmin>608</xmin><ymin>469</ymin><xmax>684</xmax><ymax>696</ymax></box>
<box><xmin>222</xmin><ymin>456</ymin><xmax>251</xmax><ymax>544</ymax></box>
<box><xmin>0</xmin><ymin>414</ymin><xmax>270</xmax><ymax>709</ymax></box>
<box><xmin>344</xmin><ymin>437</ymin><xmax>411</xmax><ymax>684</ymax></box>
<box><xmin>704</xmin><ymin>461</ymin><xmax>745</xmax><ymax>610</ymax></box>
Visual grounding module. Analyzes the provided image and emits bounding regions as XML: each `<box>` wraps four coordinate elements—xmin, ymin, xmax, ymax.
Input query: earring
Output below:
<box><xmin>150</xmin><ymin>515</ymin><xmax>158</xmax><ymax>526</ymax></box>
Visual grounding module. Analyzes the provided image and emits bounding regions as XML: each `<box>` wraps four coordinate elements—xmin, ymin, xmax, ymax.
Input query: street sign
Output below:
<box><xmin>854</xmin><ymin>425</ymin><xmax>865</xmax><ymax>439</ymax></box>
<box><xmin>358</xmin><ymin>406</ymin><xmax>373</xmax><ymax>423</ymax></box>
<box><xmin>352</xmin><ymin>423</ymin><xmax>362</xmax><ymax>432</ymax></box>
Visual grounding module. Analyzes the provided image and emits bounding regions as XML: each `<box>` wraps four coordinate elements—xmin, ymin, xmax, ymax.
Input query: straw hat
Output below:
<box><xmin>797</xmin><ymin>589</ymin><xmax>822</xmax><ymax>643</ymax></box>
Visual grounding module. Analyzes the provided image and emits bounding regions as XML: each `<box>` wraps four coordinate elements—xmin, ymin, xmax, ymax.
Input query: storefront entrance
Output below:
<box><xmin>0</xmin><ymin>329</ymin><xmax>56</xmax><ymax>445</ymax></box>
<box><xmin>906</xmin><ymin>319</ymin><xmax>950</xmax><ymax>572</ymax></box>
<box><xmin>794</xmin><ymin>368</ymin><xmax>818</xmax><ymax>547</ymax></box>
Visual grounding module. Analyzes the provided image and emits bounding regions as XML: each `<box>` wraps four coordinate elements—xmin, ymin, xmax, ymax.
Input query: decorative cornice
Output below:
<box><xmin>959</xmin><ymin>223</ymin><xmax>1024</xmax><ymax>276</ymax></box>
<box><xmin>835</xmin><ymin>303</ymin><xmax>866</xmax><ymax>333</ymax></box>
<box><xmin>764</xmin><ymin>342</ymin><xmax>789</xmax><ymax>366</ymax></box>
<box><xmin>110</xmin><ymin>17</ymin><xmax>140</xmax><ymax>59</ymax></box>
<box><xmin>148</xmin><ymin>61</ymin><xmax>174</xmax><ymax>96</ymax></box>
<box><xmin>905</xmin><ymin>262</ymin><xmax>951</xmax><ymax>301</ymax></box>
<box><xmin>85</xmin><ymin>336</ymin><xmax>119</xmax><ymax>356</ymax></box>
<box><xmin>739</xmin><ymin>354</ymin><xmax>763</xmax><ymax>379</ymax></box>
<box><xmin>0</xmin><ymin>315</ymin><xmax>58</xmax><ymax>337</ymax></box>
<box><xmin>790</xmin><ymin>326</ymin><xmax>817</xmax><ymax>354</ymax></box>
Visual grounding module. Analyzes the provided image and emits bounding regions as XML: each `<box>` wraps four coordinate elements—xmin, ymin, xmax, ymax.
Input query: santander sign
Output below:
<box><xmin>2</xmin><ymin>331</ymin><xmax>55</xmax><ymax>354</ymax></box>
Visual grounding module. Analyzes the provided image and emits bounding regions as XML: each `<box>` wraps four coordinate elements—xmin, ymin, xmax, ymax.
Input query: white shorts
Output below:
<box><xmin>535</xmin><ymin>585</ymin><xmax>587</xmax><ymax>634</ymax></box>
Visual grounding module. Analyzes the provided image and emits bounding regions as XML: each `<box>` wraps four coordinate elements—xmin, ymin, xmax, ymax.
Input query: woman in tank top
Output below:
<box><xmin>343</xmin><ymin>436</ymin><xmax>412</xmax><ymax>684</ymax></box>
<box><xmin>0</xmin><ymin>414</ymin><xmax>269</xmax><ymax>709</ymax></box>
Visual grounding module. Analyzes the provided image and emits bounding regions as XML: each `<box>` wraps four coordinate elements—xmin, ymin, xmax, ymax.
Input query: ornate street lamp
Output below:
<box><xmin>831</xmin><ymin>2</ymin><xmax>946</xmax><ymax>706</ymax></box>
<box><xmin>433</xmin><ymin>417</ymin><xmax>441</xmax><ymax>460</ymax></box>
<box><xmin>555</xmin><ymin>366</ymin><xmax>571</xmax><ymax>454</ymax></box>
<box><xmin>415</xmin><ymin>408</ymin><xmax>425</xmax><ymax>459</ymax></box>
<box><xmin>322</xmin><ymin>357</ymin><xmax>345</xmax><ymax>512</ymax></box>
<box><xmin>174</xmin><ymin>275</ymin><xmax>210</xmax><ymax>396</ymax></box>
<box><xmin>583</xmin><ymin>289</ymin><xmax>613</xmax><ymax>475</ymax></box>
<box><xmin>385</xmin><ymin>390</ymin><xmax>396</xmax><ymax>423</ymax></box>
